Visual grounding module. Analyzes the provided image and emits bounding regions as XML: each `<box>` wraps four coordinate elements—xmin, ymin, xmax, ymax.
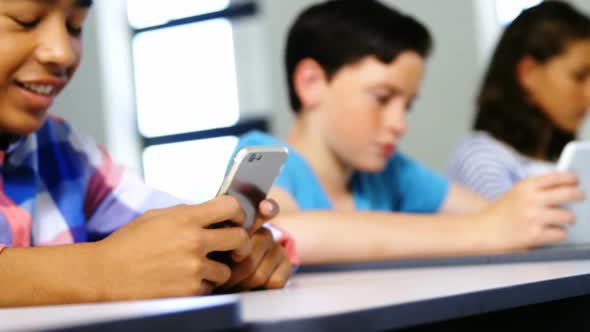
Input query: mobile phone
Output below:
<box><xmin>207</xmin><ymin>146</ymin><xmax>287</xmax><ymax>266</ymax></box>
<box><xmin>555</xmin><ymin>141</ymin><xmax>590</xmax><ymax>245</ymax></box>
<box><xmin>211</xmin><ymin>145</ymin><xmax>288</xmax><ymax>230</ymax></box>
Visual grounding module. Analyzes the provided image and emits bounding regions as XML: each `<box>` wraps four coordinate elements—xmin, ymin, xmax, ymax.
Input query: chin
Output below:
<box><xmin>0</xmin><ymin>113</ymin><xmax>47</xmax><ymax>135</ymax></box>
<box><xmin>356</xmin><ymin>159</ymin><xmax>388</xmax><ymax>173</ymax></box>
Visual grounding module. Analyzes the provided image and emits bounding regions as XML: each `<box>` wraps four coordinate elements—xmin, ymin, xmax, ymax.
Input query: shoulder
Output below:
<box><xmin>449</xmin><ymin>132</ymin><xmax>522</xmax><ymax>170</ymax></box>
<box><xmin>237</xmin><ymin>130</ymin><xmax>303</xmax><ymax>170</ymax></box>
<box><xmin>238</xmin><ymin>130</ymin><xmax>283</xmax><ymax>146</ymax></box>
<box><xmin>448</xmin><ymin>132</ymin><xmax>527</xmax><ymax>198</ymax></box>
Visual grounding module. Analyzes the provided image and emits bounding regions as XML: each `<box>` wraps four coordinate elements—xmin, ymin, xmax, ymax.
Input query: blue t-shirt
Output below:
<box><xmin>235</xmin><ymin>131</ymin><xmax>450</xmax><ymax>213</ymax></box>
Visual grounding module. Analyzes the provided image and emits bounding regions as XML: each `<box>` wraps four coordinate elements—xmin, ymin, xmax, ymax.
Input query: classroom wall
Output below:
<box><xmin>50</xmin><ymin>9</ymin><xmax>106</xmax><ymax>148</ymax></box>
<box><xmin>258</xmin><ymin>0</ymin><xmax>316</xmax><ymax>140</ymax></box>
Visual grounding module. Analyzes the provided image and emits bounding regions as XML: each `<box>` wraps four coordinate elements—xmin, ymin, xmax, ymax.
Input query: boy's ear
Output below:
<box><xmin>517</xmin><ymin>55</ymin><xmax>540</xmax><ymax>91</ymax></box>
<box><xmin>293</xmin><ymin>58</ymin><xmax>328</xmax><ymax>110</ymax></box>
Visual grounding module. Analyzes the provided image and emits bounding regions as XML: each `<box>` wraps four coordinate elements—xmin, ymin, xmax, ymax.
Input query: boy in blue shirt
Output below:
<box><xmin>0</xmin><ymin>0</ymin><xmax>293</xmax><ymax>307</ymax></box>
<box><xmin>236</xmin><ymin>0</ymin><xmax>584</xmax><ymax>264</ymax></box>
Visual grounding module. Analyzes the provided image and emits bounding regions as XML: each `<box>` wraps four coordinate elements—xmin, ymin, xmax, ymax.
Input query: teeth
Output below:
<box><xmin>21</xmin><ymin>83</ymin><xmax>54</xmax><ymax>96</ymax></box>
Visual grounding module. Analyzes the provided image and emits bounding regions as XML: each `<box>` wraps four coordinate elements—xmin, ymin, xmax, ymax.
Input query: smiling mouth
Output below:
<box><xmin>14</xmin><ymin>81</ymin><xmax>56</xmax><ymax>96</ymax></box>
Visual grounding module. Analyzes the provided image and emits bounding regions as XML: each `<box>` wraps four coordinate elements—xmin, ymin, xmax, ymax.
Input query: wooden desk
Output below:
<box><xmin>0</xmin><ymin>295</ymin><xmax>239</xmax><ymax>332</ymax></box>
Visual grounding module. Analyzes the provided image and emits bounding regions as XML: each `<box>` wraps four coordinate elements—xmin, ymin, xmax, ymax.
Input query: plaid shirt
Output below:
<box><xmin>0</xmin><ymin>116</ymin><xmax>297</xmax><ymax>264</ymax></box>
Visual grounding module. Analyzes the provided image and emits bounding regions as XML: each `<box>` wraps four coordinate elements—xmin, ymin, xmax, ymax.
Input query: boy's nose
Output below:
<box><xmin>35</xmin><ymin>20</ymin><xmax>78</xmax><ymax>73</ymax></box>
<box><xmin>383</xmin><ymin>105</ymin><xmax>407</xmax><ymax>137</ymax></box>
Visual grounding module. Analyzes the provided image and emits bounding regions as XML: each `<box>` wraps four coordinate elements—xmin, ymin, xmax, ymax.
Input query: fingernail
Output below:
<box><xmin>263</xmin><ymin>200</ymin><xmax>275</xmax><ymax>213</ymax></box>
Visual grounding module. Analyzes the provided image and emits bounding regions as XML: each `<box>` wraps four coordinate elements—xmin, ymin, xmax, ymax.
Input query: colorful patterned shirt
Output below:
<box><xmin>0</xmin><ymin>116</ymin><xmax>297</xmax><ymax>264</ymax></box>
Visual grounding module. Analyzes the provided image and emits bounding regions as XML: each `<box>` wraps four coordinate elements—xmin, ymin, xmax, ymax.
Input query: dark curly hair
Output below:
<box><xmin>474</xmin><ymin>1</ymin><xmax>590</xmax><ymax>161</ymax></box>
<box><xmin>285</xmin><ymin>0</ymin><xmax>432</xmax><ymax>112</ymax></box>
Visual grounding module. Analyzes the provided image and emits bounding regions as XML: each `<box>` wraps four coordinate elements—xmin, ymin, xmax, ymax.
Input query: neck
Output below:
<box><xmin>287</xmin><ymin>113</ymin><xmax>353</xmax><ymax>194</ymax></box>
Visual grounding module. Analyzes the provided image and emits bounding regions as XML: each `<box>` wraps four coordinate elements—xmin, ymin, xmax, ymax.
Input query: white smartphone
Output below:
<box><xmin>214</xmin><ymin>145</ymin><xmax>288</xmax><ymax>230</ymax></box>
<box><xmin>556</xmin><ymin>141</ymin><xmax>590</xmax><ymax>245</ymax></box>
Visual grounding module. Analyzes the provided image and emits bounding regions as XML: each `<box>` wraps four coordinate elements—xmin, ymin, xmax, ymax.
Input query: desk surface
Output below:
<box><xmin>0</xmin><ymin>296</ymin><xmax>239</xmax><ymax>332</ymax></box>
<box><xmin>5</xmin><ymin>259</ymin><xmax>590</xmax><ymax>332</ymax></box>
<box><xmin>240</xmin><ymin>260</ymin><xmax>590</xmax><ymax>331</ymax></box>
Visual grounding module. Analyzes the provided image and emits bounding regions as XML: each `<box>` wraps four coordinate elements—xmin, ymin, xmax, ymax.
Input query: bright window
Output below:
<box><xmin>132</xmin><ymin>19</ymin><xmax>239</xmax><ymax>138</ymax></box>
<box><xmin>143</xmin><ymin>136</ymin><xmax>238</xmax><ymax>202</ymax></box>
<box><xmin>128</xmin><ymin>1</ymin><xmax>266</xmax><ymax>201</ymax></box>
<box><xmin>127</xmin><ymin>0</ymin><xmax>230</xmax><ymax>29</ymax></box>
<box><xmin>495</xmin><ymin>0</ymin><xmax>543</xmax><ymax>25</ymax></box>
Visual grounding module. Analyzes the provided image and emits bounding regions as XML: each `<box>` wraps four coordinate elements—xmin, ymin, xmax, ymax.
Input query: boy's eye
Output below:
<box><xmin>573</xmin><ymin>70</ymin><xmax>590</xmax><ymax>83</ymax></box>
<box><xmin>11</xmin><ymin>17</ymin><xmax>40</xmax><ymax>29</ymax></box>
<box><xmin>373</xmin><ymin>93</ymin><xmax>391</xmax><ymax>105</ymax></box>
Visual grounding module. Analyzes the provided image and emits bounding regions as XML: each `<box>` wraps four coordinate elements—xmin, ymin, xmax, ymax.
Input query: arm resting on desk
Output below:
<box><xmin>0</xmin><ymin>243</ymin><xmax>106</xmax><ymax>307</ymax></box>
<box><xmin>272</xmin><ymin>210</ymin><xmax>492</xmax><ymax>265</ymax></box>
<box><xmin>269</xmin><ymin>177</ymin><xmax>578</xmax><ymax>265</ymax></box>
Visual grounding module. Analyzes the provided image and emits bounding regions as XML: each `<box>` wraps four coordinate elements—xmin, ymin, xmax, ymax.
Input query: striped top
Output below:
<box><xmin>0</xmin><ymin>116</ymin><xmax>297</xmax><ymax>264</ymax></box>
<box><xmin>448</xmin><ymin>131</ymin><xmax>555</xmax><ymax>200</ymax></box>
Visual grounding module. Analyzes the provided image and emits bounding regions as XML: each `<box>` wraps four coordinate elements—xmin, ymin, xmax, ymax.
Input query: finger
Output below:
<box><xmin>224</xmin><ymin>229</ymin><xmax>274</xmax><ymax>288</ymax></box>
<box><xmin>532</xmin><ymin>172</ymin><xmax>578</xmax><ymax>190</ymax></box>
<box><xmin>202</xmin><ymin>259</ymin><xmax>232</xmax><ymax>287</ymax></box>
<box><xmin>259</xmin><ymin>199</ymin><xmax>279</xmax><ymax>219</ymax></box>
<box><xmin>196</xmin><ymin>280</ymin><xmax>215</xmax><ymax>296</ymax></box>
<box><xmin>265</xmin><ymin>258</ymin><xmax>293</xmax><ymax>290</ymax></box>
<box><xmin>248</xmin><ymin>199</ymin><xmax>280</xmax><ymax>234</ymax></box>
<box><xmin>204</xmin><ymin>227</ymin><xmax>251</xmax><ymax>257</ymax></box>
<box><xmin>541</xmin><ymin>208</ymin><xmax>576</xmax><ymax>227</ymax></box>
<box><xmin>233</xmin><ymin>227</ymin><xmax>274</xmax><ymax>263</ymax></box>
<box><xmin>537</xmin><ymin>227</ymin><xmax>567</xmax><ymax>245</ymax></box>
<box><xmin>541</xmin><ymin>187</ymin><xmax>585</xmax><ymax>206</ymax></box>
<box><xmin>186</xmin><ymin>195</ymin><xmax>246</xmax><ymax>228</ymax></box>
<box><xmin>233</xmin><ymin>243</ymin><xmax>284</xmax><ymax>291</ymax></box>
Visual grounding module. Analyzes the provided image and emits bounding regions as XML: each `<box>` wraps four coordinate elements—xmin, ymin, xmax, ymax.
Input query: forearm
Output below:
<box><xmin>439</xmin><ymin>184</ymin><xmax>491</xmax><ymax>214</ymax></box>
<box><xmin>274</xmin><ymin>211</ymin><xmax>490</xmax><ymax>265</ymax></box>
<box><xmin>0</xmin><ymin>243</ymin><xmax>106</xmax><ymax>307</ymax></box>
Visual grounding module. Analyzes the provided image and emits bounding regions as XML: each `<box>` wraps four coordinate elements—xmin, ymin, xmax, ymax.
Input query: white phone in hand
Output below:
<box><xmin>556</xmin><ymin>141</ymin><xmax>590</xmax><ymax>245</ymax></box>
<box><xmin>214</xmin><ymin>145</ymin><xmax>288</xmax><ymax>230</ymax></box>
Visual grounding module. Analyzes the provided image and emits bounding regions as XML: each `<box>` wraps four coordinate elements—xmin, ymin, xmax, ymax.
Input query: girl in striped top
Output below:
<box><xmin>449</xmin><ymin>1</ymin><xmax>590</xmax><ymax>199</ymax></box>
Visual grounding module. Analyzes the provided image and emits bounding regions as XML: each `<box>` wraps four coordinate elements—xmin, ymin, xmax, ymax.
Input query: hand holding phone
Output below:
<box><xmin>555</xmin><ymin>141</ymin><xmax>590</xmax><ymax>245</ymax></box>
<box><xmin>207</xmin><ymin>145</ymin><xmax>288</xmax><ymax>264</ymax></box>
<box><xmin>214</xmin><ymin>145</ymin><xmax>288</xmax><ymax>230</ymax></box>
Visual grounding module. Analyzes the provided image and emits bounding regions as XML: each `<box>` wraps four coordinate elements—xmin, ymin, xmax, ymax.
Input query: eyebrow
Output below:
<box><xmin>370</xmin><ymin>85</ymin><xmax>403</xmax><ymax>96</ymax></box>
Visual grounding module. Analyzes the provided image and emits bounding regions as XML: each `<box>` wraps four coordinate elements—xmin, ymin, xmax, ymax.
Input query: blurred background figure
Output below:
<box><xmin>449</xmin><ymin>1</ymin><xmax>590</xmax><ymax>199</ymax></box>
